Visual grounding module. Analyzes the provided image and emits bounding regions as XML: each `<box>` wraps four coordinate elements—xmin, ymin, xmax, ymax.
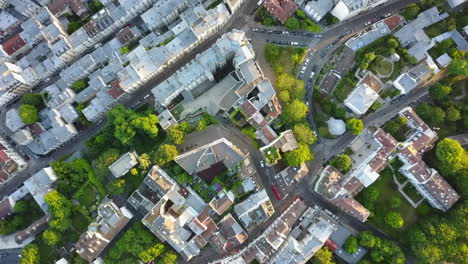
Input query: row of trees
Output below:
<box><xmin>358</xmin><ymin>231</ymin><xmax>405</xmax><ymax>263</ymax></box>
<box><xmin>285</xmin><ymin>10</ymin><xmax>321</xmax><ymax>32</ymax></box>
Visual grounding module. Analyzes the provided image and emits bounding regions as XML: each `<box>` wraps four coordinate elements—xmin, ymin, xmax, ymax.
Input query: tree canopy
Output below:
<box><xmin>264</xmin><ymin>43</ymin><xmax>281</xmax><ymax>63</ymax></box>
<box><xmin>415</xmin><ymin>103</ymin><xmax>446</xmax><ymax>126</ymax></box>
<box><xmin>276</xmin><ymin>73</ymin><xmax>305</xmax><ymax>101</ymax></box>
<box><xmin>358</xmin><ymin>231</ymin><xmax>405</xmax><ymax>263</ymax></box>
<box><xmin>21</xmin><ymin>93</ymin><xmax>44</xmax><ymax>110</ymax></box>
<box><xmin>346</xmin><ymin>118</ymin><xmax>364</xmax><ymax>135</ymax></box>
<box><xmin>107</xmin><ymin>105</ymin><xmax>159</xmax><ymax>145</ymax></box>
<box><xmin>330</xmin><ymin>154</ymin><xmax>352</xmax><ymax>173</ymax></box>
<box><xmin>435</xmin><ymin>138</ymin><xmax>468</xmax><ymax>175</ymax></box>
<box><xmin>42</xmin><ymin>229</ymin><xmax>60</xmax><ymax>245</ymax></box>
<box><xmin>292</xmin><ymin>123</ymin><xmax>317</xmax><ymax>145</ymax></box>
<box><xmin>167</xmin><ymin>126</ymin><xmax>185</xmax><ymax>145</ymax></box>
<box><xmin>285</xmin><ymin>17</ymin><xmax>299</xmax><ymax>30</ymax></box>
<box><xmin>44</xmin><ymin>190</ymin><xmax>72</xmax><ymax>232</ymax></box>
<box><xmin>429</xmin><ymin>83</ymin><xmax>452</xmax><ymax>102</ymax></box>
<box><xmin>310</xmin><ymin>247</ymin><xmax>335</xmax><ymax>264</ymax></box>
<box><xmin>447</xmin><ymin>59</ymin><xmax>468</xmax><ymax>75</ymax></box>
<box><xmin>20</xmin><ymin>244</ymin><xmax>39</xmax><ymax>264</ymax></box>
<box><xmin>283</xmin><ymin>143</ymin><xmax>313</xmax><ymax>167</ymax></box>
<box><xmin>344</xmin><ymin>236</ymin><xmax>358</xmax><ymax>254</ymax></box>
<box><xmin>282</xmin><ymin>100</ymin><xmax>308</xmax><ymax>125</ymax></box>
<box><xmin>384</xmin><ymin>212</ymin><xmax>404</xmax><ymax>229</ymax></box>
<box><xmin>153</xmin><ymin>144</ymin><xmax>178</xmax><ymax>166</ymax></box>
<box><xmin>19</xmin><ymin>104</ymin><xmax>39</xmax><ymax>125</ymax></box>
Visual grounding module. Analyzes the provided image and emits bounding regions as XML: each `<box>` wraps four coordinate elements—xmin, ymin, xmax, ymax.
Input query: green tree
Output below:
<box><xmin>44</xmin><ymin>190</ymin><xmax>72</xmax><ymax>232</ymax></box>
<box><xmin>139</xmin><ymin>153</ymin><xmax>151</xmax><ymax>170</ymax></box>
<box><xmin>107</xmin><ymin>179</ymin><xmax>126</xmax><ymax>195</ymax></box>
<box><xmin>430</xmin><ymin>83</ymin><xmax>452</xmax><ymax>102</ymax></box>
<box><xmin>385</xmin><ymin>212</ymin><xmax>404</xmax><ymax>229</ymax></box>
<box><xmin>361</xmin><ymin>186</ymin><xmax>380</xmax><ymax>208</ymax></box>
<box><xmin>330</xmin><ymin>154</ymin><xmax>352</xmax><ymax>173</ymax></box>
<box><xmin>153</xmin><ymin>144</ymin><xmax>178</xmax><ymax>166</ymax></box>
<box><xmin>387</xmin><ymin>38</ymin><xmax>399</xmax><ymax>49</ymax></box>
<box><xmin>71</xmin><ymin>79</ymin><xmax>88</xmax><ymax>92</ymax></box>
<box><xmin>120</xmin><ymin>46</ymin><xmax>130</xmax><ymax>54</ymax></box>
<box><xmin>282</xmin><ymin>100</ymin><xmax>308</xmax><ymax>125</ymax></box>
<box><xmin>390</xmin><ymin>196</ymin><xmax>402</xmax><ymax>209</ymax></box>
<box><xmin>19</xmin><ymin>104</ymin><xmax>39</xmax><ymax>124</ymax></box>
<box><xmin>447</xmin><ymin>59</ymin><xmax>468</xmax><ymax>75</ymax></box>
<box><xmin>88</xmin><ymin>0</ymin><xmax>104</xmax><ymax>13</ymax></box>
<box><xmin>157</xmin><ymin>251</ymin><xmax>178</xmax><ymax>264</ymax></box>
<box><xmin>361</xmin><ymin>52</ymin><xmax>376</xmax><ymax>69</ymax></box>
<box><xmin>292</xmin><ymin>123</ymin><xmax>317</xmax><ymax>145</ymax></box>
<box><xmin>402</xmin><ymin>4</ymin><xmax>420</xmax><ymax>20</ymax></box>
<box><xmin>278</xmin><ymin>90</ymin><xmax>290</xmax><ymax>103</ymax></box>
<box><xmin>310</xmin><ymin>247</ymin><xmax>335</xmax><ymax>264</ymax></box>
<box><xmin>14</xmin><ymin>200</ymin><xmax>28</xmax><ymax>214</ymax></box>
<box><xmin>138</xmin><ymin>243</ymin><xmax>165</xmax><ymax>263</ymax></box>
<box><xmin>283</xmin><ymin>143</ymin><xmax>313</xmax><ymax>167</ymax></box>
<box><xmin>195</xmin><ymin>119</ymin><xmax>207</xmax><ymax>131</ymax></box>
<box><xmin>19</xmin><ymin>244</ymin><xmax>39</xmax><ymax>264</ymax></box>
<box><xmin>21</xmin><ymin>93</ymin><xmax>44</xmax><ymax>110</ymax></box>
<box><xmin>344</xmin><ymin>236</ymin><xmax>358</xmax><ymax>254</ymax></box>
<box><xmin>130</xmin><ymin>168</ymin><xmax>138</xmax><ymax>176</ymax></box>
<box><xmin>285</xmin><ymin>17</ymin><xmax>299</xmax><ymax>30</ymax></box>
<box><xmin>435</xmin><ymin>138</ymin><xmax>467</xmax><ymax>175</ymax></box>
<box><xmin>446</xmin><ymin>106</ymin><xmax>461</xmax><ymax>122</ymax></box>
<box><xmin>359</xmin><ymin>231</ymin><xmax>378</xmax><ymax>248</ymax></box>
<box><xmin>276</xmin><ymin>73</ymin><xmax>305</xmax><ymax>100</ymax></box>
<box><xmin>95</xmin><ymin>148</ymin><xmax>121</xmax><ymax>172</ymax></box>
<box><xmin>167</xmin><ymin>126</ymin><xmax>185</xmax><ymax>144</ymax></box>
<box><xmin>346</xmin><ymin>118</ymin><xmax>364</xmax><ymax>135</ymax></box>
<box><xmin>42</xmin><ymin>229</ymin><xmax>60</xmax><ymax>245</ymax></box>
<box><xmin>264</xmin><ymin>43</ymin><xmax>281</xmax><ymax>63</ymax></box>
<box><xmin>415</xmin><ymin>103</ymin><xmax>445</xmax><ymax>126</ymax></box>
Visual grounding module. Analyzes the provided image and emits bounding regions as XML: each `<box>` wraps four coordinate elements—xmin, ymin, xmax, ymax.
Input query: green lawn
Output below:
<box><xmin>424</xmin><ymin>17</ymin><xmax>456</xmax><ymax>38</ymax></box>
<box><xmin>72</xmin><ymin>211</ymin><xmax>92</xmax><ymax>232</ymax></box>
<box><xmin>356</xmin><ymin>168</ymin><xmax>421</xmax><ymax>239</ymax></box>
<box><xmin>375</xmin><ymin>60</ymin><xmax>393</xmax><ymax>76</ymax></box>
<box><xmin>403</xmin><ymin>183</ymin><xmax>424</xmax><ymax>202</ymax></box>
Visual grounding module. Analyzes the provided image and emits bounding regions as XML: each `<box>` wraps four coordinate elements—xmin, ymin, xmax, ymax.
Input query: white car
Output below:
<box><xmin>309</xmin><ymin>71</ymin><xmax>315</xmax><ymax>78</ymax></box>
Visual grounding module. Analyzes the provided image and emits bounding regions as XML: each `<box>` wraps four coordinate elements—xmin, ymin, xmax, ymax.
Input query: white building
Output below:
<box><xmin>23</xmin><ymin>167</ymin><xmax>58</xmax><ymax>215</ymax></box>
<box><xmin>234</xmin><ymin>190</ymin><xmax>275</xmax><ymax>228</ymax></box>
<box><xmin>344</xmin><ymin>72</ymin><xmax>383</xmax><ymax>115</ymax></box>
<box><xmin>0</xmin><ymin>62</ymin><xmax>38</xmax><ymax>106</ymax></box>
<box><xmin>108</xmin><ymin>151</ymin><xmax>139</xmax><ymax>178</ymax></box>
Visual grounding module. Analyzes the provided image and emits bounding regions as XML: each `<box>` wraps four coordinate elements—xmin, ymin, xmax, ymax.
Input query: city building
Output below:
<box><xmin>331</xmin><ymin>0</ymin><xmax>390</xmax><ymax>21</ymax></box>
<box><xmin>0</xmin><ymin>197</ymin><xmax>15</xmax><ymax>219</ymax></box>
<box><xmin>302</xmin><ymin>0</ymin><xmax>334</xmax><ymax>22</ymax></box>
<box><xmin>108</xmin><ymin>151</ymin><xmax>139</xmax><ymax>178</ymax></box>
<box><xmin>264</xmin><ymin>0</ymin><xmax>298</xmax><ymax>24</ymax></box>
<box><xmin>23</xmin><ymin>167</ymin><xmax>58</xmax><ymax>214</ymax></box>
<box><xmin>344</xmin><ymin>71</ymin><xmax>384</xmax><ymax>115</ymax></box>
<box><xmin>209</xmin><ymin>190</ymin><xmax>236</xmax><ymax>215</ymax></box>
<box><xmin>15</xmin><ymin>216</ymin><xmax>48</xmax><ymax>244</ymax></box>
<box><xmin>396</xmin><ymin>107</ymin><xmax>460</xmax><ymax>211</ymax></box>
<box><xmin>0</xmin><ymin>62</ymin><xmax>38</xmax><ymax>106</ymax></box>
<box><xmin>75</xmin><ymin>198</ymin><xmax>134</xmax><ymax>262</ymax></box>
<box><xmin>234</xmin><ymin>189</ymin><xmax>275</xmax><ymax>228</ymax></box>
<box><xmin>393</xmin><ymin>63</ymin><xmax>432</xmax><ymax>94</ymax></box>
<box><xmin>327</xmin><ymin>117</ymin><xmax>346</xmax><ymax>136</ymax></box>
<box><xmin>0</xmin><ymin>136</ymin><xmax>27</xmax><ymax>183</ymax></box>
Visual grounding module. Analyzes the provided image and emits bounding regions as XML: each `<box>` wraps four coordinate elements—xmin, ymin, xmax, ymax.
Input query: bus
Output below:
<box><xmin>271</xmin><ymin>186</ymin><xmax>282</xmax><ymax>200</ymax></box>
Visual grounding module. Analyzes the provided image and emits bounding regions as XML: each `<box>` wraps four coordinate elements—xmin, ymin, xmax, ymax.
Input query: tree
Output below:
<box><xmin>278</xmin><ymin>90</ymin><xmax>290</xmax><ymax>103</ymax></box>
<box><xmin>138</xmin><ymin>243</ymin><xmax>165</xmax><ymax>263</ymax></box>
<box><xmin>446</xmin><ymin>106</ymin><xmax>461</xmax><ymax>122</ymax></box>
<box><xmin>447</xmin><ymin>59</ymin><xmax>468</xmax><ymax>75</ymax></box>
<box><xmin>131</xmin><ymin>114</ymin><xmax>159</xmax><ymax>138</ymax></box>
<box><xmin>285</xmin><ymin>17</ymin><xmax>299</xmax><ymax>30</ymax></box>
<box><xmin>157</xmin><ymin>251</ymin><xmax>178</xmax><ymax>264</ymax></box>
<box><xmin>264</xmin><ymin>43</ymin><xmax>281</xmax><ymax>63</ymax></box>
<box><xmin>21</xmin><ymin>93</ymin><xmax>44</xmax><ymax>110</ymax></box>
<box><xmin>130</xmin><ymin>168</ymin><xmax>138</xmax><ymax>176</ymax></box>
<box><xmin>344</xmin><ymin>236</ymin><xmax>358</xmax><ymax>254</ymax></box>
<box><xmin>333</xmin><ymin>106</ymin><xmax>346</xmax><ymax>119</ymax></box>
<box><xmin>390</xmin><ymin>196</ymin><xmax>401</xmax><ymax>209</ymax></box>
<box><xmin>153</xmin><ymin>144</ymin><xmax>178</xmax><ymax>166</ymax></box>
<box><xmin>19</xmin><ymin>104</ymin><xmax>39</xmax><ymax>124</ymax></box>
<box><xmin>359</xmin><ymin>231</ymin><xmax>378</xmax><ymax>248</ymax></box>
<box><xmin>415</xmin><ymin>103</ymin><xmax>445</xmax><ymax>126</ymax></box>
<box><xmin>44</xmin><ymin>190</ymin><xmax>72</xmax><ymax>232</ymax></box>
<box><xmin>292</xmin><ymin>123</ymin><xmax>317</xmax><ymax>145</ymax></box>
<box><xmin>360</xmin><ymin>52</ymin><xmax>376</xmax><ymax>69</ymax></box>
<box><xmin>310</xmin><ymin>247</ymin><xmax>335</xmax><ymax>264</ymax></box>
<box><xmin>385</xmin><ymin>212</ymin><xmax>404</xmax><ymax>229</ymax></box>
<box><xmin>402</xmin><ymin>4</ymin><xmax>420</xmax><ymax>20</ymax></box>
<box><xmin>167</xmin><ymin>126</ymin><xmax>185</xmax><ymax>145</ymax></box>
<box><xmin>42</xmin><ymin>229</ymin><xmax>60</xmax><ymax>245</ymax></box>
<box><xmin>330</xmin><ymin>154</ymin><xmax>352</xmax><ymax>173</ymax></box>
<box><xmin>346</xmin><ymin>118</ymin><xmax>364</xmax><ymax>135</ymax></box>
<box><xmin>387</xmin><ymin>38</ymin><xmax>399</xmax><ymax>49</ymax></box>
<box><xmin>71</xmin><ymin>79</ymin><xmax>88</xmax><ymax>92</ymax></box>
<box><xmin>20</xmin><ymin>244</ymin><xmax>39</xmax><ymax>264</ymax></box>
<box><xmin>361</xmin><ymin>186</ymin><xmax>379</xmax><ymax>208</ymax></box>
<box><xmin>95</xmin><ymin>148</ymin><xmax>121</xmax><ymax>171</ymax></box>
<box><xmin>14</xmin><ymin>200</ymin><xmax>28</xmax><ymax>214</ymax></box>
<box><xmin>283</xmin><ymin>143</ymin><xmax>313</xmax><ymax>167</ymax></box>
<box><xmin>276</xmin><ymin>73</ymin><xmax>305</xmax><ymax>100</ymax></box>
<box><xmin>139</xmin><ymin>153</ymin><xmax>151</xmax><ymax>170</ymax></box>
<box><xmin>435</xmin><ymin>138</ymin><xmax>467</xmax><ymax>175</ymax></box>
<box><xmin>107</xmin><ymin>179</ymin><xmax>126</xmax><ymax>195</ymax></box>
<box><xmin>430</xmin><ymin>83</ymin><xmax>452</xmax><ymax>102</ymax></box>
<box><xmin>195</xmin><ymin>119</ymin><xmax>207</xmax><ymax>131</ymax></box>
<box><xmin>282</xmin><ymin>100</ymin><xmax>308</xmax><ymax>125</ymax></box>
<box><xmin>120</xmin><ymin>46</ymin><xmax>130</xmax><ymax>54</ymax></box>
<box><xmin>88</xmin><ymin>0</ymin><xmax>104</xmax><ymax>13</ymax></box>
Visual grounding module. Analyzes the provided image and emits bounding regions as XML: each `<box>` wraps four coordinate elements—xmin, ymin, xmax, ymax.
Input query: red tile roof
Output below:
<box><xmin>2</xmin><ymin>34</ymin><xmax>26</xmax><ymax>56</ymax></box>
<box><xmin>262</xmin><ymin>126</ymin><xmax>277</xmax><ymax>143</ymax></box>
<box><xmin>383</xmin><ymin>15</ymin><xmax>402</xmax><ymax>31</ymax></box>
<box><xmin>0</xmin><ymin>169</ymin><xmax>8</xmax><ymax>183</ymax></box>
<box><xmin>108</xmin><ymin>81</ymin><xmax>125</xmax><ymax>99</ymax></box>
<box><xmin>0</xmin><ymin>151</ymin><xmax>10</xmax><ymax>163</ymax></box>
<box><xmin>264</xmin><ymin>0</ymin><xmax>298</xmax><ymax>24</ymax></box>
